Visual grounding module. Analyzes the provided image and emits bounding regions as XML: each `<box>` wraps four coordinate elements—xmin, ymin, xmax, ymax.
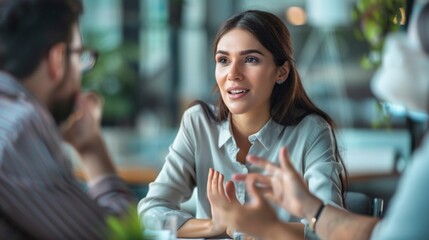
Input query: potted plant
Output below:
<box><xmin>352</xmin><ymin>0</ymin><xmax>406</xmax><ymax>70</ymax></box>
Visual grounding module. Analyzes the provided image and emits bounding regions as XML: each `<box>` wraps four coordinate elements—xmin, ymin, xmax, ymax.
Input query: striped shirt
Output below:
<box><xmin>0</xmin><ymin>71</ymin><xmax>136</xmax><ymax>239</ymax></box>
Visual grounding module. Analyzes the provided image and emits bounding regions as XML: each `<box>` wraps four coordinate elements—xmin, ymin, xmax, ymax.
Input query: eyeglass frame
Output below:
<box><xmin>67</xmin><ymin>47</ymin><xmax>99</xmax><ymax>73</ymax></box>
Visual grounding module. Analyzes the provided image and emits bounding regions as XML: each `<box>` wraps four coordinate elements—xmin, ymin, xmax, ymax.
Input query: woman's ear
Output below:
<box><xmin>47</xmin><ymin>42</ymin><xmax>67</xmax><ymax>83</ymax></box>
<box><xmin>278</xmin><ymin>61</ymin><xmax>290</xmax><ymax>81</ymax></box>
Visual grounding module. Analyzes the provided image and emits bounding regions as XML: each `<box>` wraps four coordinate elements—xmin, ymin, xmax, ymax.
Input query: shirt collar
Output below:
<box><xmin>0</xmin><ymin>71</ymin><xmax>34</xmax><ymax>100</ymax></box>
<box><xmin>252</xmin><ymin>118</ymin><xmax>285</xmax><ymax>150</ymax></box>
<box><xmin>217</xmin><ymin>115</ymin><xmax>286</xmax><ymax>150</ymax></box>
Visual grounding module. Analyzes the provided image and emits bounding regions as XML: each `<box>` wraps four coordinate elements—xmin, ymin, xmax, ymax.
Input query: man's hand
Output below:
<box><xmin>233</xmin><ymin>147</ymin><xmax>321</xmax><ymax>219</ymax></box>
<box><xmin>61</xmin><ymin>92</ymin><xmax>116</xmax><ymax>180</ymax></box>
<box><xmin>61</xmin><ymin>92</ymin><xmax>103</xmax><ymax>154</ymax></box>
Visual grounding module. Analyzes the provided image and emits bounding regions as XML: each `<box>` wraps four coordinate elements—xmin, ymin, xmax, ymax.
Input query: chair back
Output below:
<box><xmin>345</xmin><ymin>191</ymin><xmax>384</xmax><ymax>217</ymax></box>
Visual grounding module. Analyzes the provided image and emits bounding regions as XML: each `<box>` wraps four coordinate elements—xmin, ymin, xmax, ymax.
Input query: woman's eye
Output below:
<box><xmin>217</xmin><ymin>57</ymin><xmax>228</xmax><ymax>64</ymax></box>
<box><xmin>245</xmin><ymin>56</ymin><xmax>259</xmax><ymax>63</ymax></box>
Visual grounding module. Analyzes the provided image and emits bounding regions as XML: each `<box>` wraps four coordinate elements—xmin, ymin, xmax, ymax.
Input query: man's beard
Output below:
<box><xmin>49</xmin><ymin>70</ymin><xmax>77</xmax><ymax>126</ymax></box>
<box><xmin>50</xmin><ymin>95</ymin><xmax>76</xmax><ymax>125</ymax></box>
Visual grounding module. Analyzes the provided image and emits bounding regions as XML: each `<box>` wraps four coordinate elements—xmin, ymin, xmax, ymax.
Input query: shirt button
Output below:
<box><xmin>249</xmin><ymin>136</ymin><xmax>256</xmax><ymax>141</ymax></box>
<box><xmin>242</xmin><ymin>168</ymin><xmax>248</xmax><ymax>173</ymax></box>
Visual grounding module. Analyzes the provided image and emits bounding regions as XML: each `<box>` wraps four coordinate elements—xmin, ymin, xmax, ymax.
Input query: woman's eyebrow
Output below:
<box><xmin>215</xmin><ymin>49</ymin><xmax>264</xmax><ymax>56</ymax></box>
<box><xmin>239</xmin><ymin>49</ymin><xmax>264</xmax><ymax>56</ymax></box>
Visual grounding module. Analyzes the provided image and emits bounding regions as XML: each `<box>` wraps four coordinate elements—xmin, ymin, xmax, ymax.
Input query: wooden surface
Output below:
<box><xmin>348</xmin><ymin>172</ymin><xmax>400</xmax><ymax>183</ymax></box>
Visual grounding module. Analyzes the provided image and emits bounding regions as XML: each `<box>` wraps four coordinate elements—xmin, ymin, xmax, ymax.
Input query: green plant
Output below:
<box><xmin>352</xmin><ymin>0</ymin><xmax>405</xmax><ymax>69</ymax></box>
<box><xmin>371</xmin><ymin>101</ymin><xmax>392</xmax><ymax>129</ymax></box>
<box><xmin>105</xmin><ymin>206</ymin><xmax>146</xmax><ymax>240</ymax></box>
<box><xmin>82</xmin><ymin>37</ymin><xmax>139</xmax><ymax>123</ymax></box>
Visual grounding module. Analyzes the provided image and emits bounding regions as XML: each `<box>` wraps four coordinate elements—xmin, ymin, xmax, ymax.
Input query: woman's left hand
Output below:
<box><xmin>207</xmin><ymin>168</ymin><xmax>240</xmax><ymax>237</ymax></box>
<box><xmin>208</xmin><ymin>168</ymin><xmax>281</xmax><ymax>239</ymax></box>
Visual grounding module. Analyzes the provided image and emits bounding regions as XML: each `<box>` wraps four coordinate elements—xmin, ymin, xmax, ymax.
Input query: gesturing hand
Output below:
<box><xmin>207</xmin><ymin>168</ymin><xmax>279</xmax><ymax>239</ymax></box>
<box><xmin>233</xmin><ymin>147</ymin><xmax>319</xmax><ymax>218</ymax></box>
<box><xmin>206</xmin><ymin>168</ymin><xmax>239</xmax><ymax>237</ymax></box>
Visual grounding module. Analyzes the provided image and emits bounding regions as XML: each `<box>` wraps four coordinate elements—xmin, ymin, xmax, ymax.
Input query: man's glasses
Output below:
<box><xmin>68</xmin><ymin>47</ymin><xmax>99</xmax><ymax>73</ymax></box>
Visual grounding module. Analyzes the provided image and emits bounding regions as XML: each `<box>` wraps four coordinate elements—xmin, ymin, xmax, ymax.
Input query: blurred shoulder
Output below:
<box><xmin>0</xmin><ymin>98</ymin><xmax>39</xmax><ymax>156</ymax></box>
<box><xmin>182</xmin><ymin>103</ymin><xmax>215</xmax><ymax>122</ymax></box>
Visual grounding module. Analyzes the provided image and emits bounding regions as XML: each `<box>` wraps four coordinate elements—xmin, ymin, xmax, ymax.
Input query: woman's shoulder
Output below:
<box><xmin>297</xmin><ymin>114</ymin><xmax>331</xmax><ymax>131</ymax></box>
<box><xmin>183</xmin><ymin>103</ymin><xmax>213</xmax><ymax>116</ymax></box>
<box><xmin>181</xmin><ymin>102</ymin><xmax>216</xmax><ymax>124</ymax></box>
<box><xmin>300</xmin><ymin>114</ymin><xmax>330</xmax><ymax>126</ymax></box>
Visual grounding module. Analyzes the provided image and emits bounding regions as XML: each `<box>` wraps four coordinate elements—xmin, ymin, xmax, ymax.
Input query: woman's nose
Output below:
<box><xmin>227</xmin><ymin>61</ymin><xmax>243</xmax><ymax>81</ymax></box>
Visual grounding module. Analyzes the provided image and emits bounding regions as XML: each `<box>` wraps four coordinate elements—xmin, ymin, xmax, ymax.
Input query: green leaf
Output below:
<box><xmin>105</xmin><ymin>205</ymin><xmax>146</xmax><ymax>240</ymax></box>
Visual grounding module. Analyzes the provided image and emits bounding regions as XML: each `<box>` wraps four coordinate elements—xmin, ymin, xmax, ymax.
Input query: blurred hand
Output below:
<box><xmin>207</xmin><ymin>169</ymin><xmax>278</xmax><ymax>239</ymax></box>
<box><xmin>61</xmin><ymin>91</ymin><xmax>103</xmax><ymax>154</ymax></box>
<box><xmin>233</xmin><ymin>147</ymin><xmax>319</xmax><ymax>218</ymax></box>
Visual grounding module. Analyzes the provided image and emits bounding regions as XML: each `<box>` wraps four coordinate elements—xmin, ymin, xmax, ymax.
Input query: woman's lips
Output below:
<box><xmin>227</xmin><ymin>89</ymin><xmax>249</xmax><ymax>99</ymax></box>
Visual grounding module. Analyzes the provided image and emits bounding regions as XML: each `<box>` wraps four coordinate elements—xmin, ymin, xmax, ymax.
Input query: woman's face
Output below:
<box><xmin>215</xmin><ymin>28</ymin><xmax>284</xmax><ymax>118</ymax></box>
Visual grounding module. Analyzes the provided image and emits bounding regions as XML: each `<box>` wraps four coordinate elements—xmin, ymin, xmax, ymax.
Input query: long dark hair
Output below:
<box><xmin>191</xmin><ymin>10</ymin><xmax>347</xmax><ymax>198</ymax></box>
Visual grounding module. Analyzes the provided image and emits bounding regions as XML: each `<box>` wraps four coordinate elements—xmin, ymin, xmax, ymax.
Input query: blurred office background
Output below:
<box><xmin>75</xmin><ymin>0</ymin><xmax>427</xmax><ymax>214</ymax></box>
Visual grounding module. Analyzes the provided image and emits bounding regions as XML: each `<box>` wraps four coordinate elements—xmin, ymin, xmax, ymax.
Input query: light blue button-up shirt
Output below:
<box><xmin>138</xmin><ymin>104</ymin><xmax>343</xmax><ymax>231</ymax></box>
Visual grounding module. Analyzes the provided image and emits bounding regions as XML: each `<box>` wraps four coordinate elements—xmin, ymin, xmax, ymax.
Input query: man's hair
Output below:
<box><xmin>0</xmin><ymin>0</ymin><xmax>83</xmax><ymax>79</ymax></box>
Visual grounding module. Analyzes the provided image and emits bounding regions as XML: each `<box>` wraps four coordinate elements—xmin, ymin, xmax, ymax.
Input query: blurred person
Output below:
<box><xmin>209</xmin><ymin>2</ymin><xmax>429</xmax><ymax>240</ymax></box>
<box><xmin>139</xmin><ymin>10</ymin><xmax>346</xmax><ymax>239</ymax></box>
<box><xmin>0</xmin><ymin>0</ymin><xmax>136</xmax><ymax>239</ymax></box>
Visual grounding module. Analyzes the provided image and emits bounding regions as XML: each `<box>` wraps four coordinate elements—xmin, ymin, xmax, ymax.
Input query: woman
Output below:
<box><xmin>138</xmin><ymin>10</ymin><xmax>346</xmax><ymax>239</ymax></box>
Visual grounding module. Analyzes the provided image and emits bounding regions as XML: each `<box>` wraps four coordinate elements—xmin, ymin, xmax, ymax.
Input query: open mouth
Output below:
<box><xmin>227</xmin><ymin>89</ymin><xmax>250</xmax><ymax>95</ymax></box>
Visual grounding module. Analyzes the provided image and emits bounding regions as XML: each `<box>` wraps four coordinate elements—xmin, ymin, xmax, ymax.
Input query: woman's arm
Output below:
<box><xmin>138</xmin><ymin>110</ymin><xmax>198</xmax><ymax>232</ymax></box>
<box><xmin>139</xmin><ymin>107</ymin><xmax>228</xmax><ymax>238</ymax></box>
<box><xmin>177</xmin><ymin>219</ymin><xmax>228</xmax><ymax>238</ymax></box>
<box><xmin>302</xmin><ymin>119</ymin><xmax>344</xmax><ymax>208</ymax></box>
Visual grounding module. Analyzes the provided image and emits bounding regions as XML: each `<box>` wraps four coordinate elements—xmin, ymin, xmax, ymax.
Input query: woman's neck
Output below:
<box><xmin>231</xmin><ymin>111</ymin><xmax>270</xmax><ymax>164</ymax></box>
<box><xmin>231</xmin><ymin>110</ymin><xmax>270</xmax><ymax>137</ymax></box>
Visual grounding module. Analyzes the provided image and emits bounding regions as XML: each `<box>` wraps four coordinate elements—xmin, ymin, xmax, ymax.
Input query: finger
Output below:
<box><xmin>81</xmin><ymin>91</ymin><xmax>103</xmax><ymax>105</ymax></box>
<box><xmin>245</xmin><ymin>175</ymin><xmax>265</xmax><ymax>206</ymax></box>
<box><xmin>263</xmin><ymin>191</ymin><xmax>275</xmax><ymax>202</ymax></box>
<box><xmin>218</xmin><ymin>172</ymin><xmax>226</xmax><ymax>197</ymax></box>
<box><xmin>233</xmin><ymin>173</ymin><xmax>271</xmax><ymax>187</ymax></box>
<box><xmin>246</xmin><ymin>155</ymin><xmax>279</xmax><ymax>175</ymax></box>
<box><xmin>233</xmin><ymin>173</ymin><xmax>274</xmax><ymax>198</ymax></box>
<box><xmin>225</xmin><ymin>181</ymin><xmax>240</xmax><ymax>204</ymax></box>
<box><xmin>279</xmin><ymin>147</ymin><xmax>293</xmax><ymax>171</ymax></box>
<box><xmin>60</xmin><ymin>111</ymin><xmax>83</xmax><ymax>133</ymax></box>
<box><xmin>212</xmin><ymin>170</ymin><xmax>219</xmax><ymax>196</ymax></box>
<box><xmin>256</xmin><ymin>185</ymin><xmax>274</xmax><ymax>197</ymax></box>
<box><xmin>232</xmin><ymin>173</ymin><xmax>247</xmax><ymax>182</ymax></box>
<box><xmin>207</xmin><ymin>168</ymin><xmax>213</xmax><ymax>196</ymax></box>
<box><xmin>81</xmin><ymin>92</ymin><xmax>103</xmax><ymax>121</ymax></box>
<box><xmin>88</xmin><ymin>92</ymin><xmax>103</xmax><ymax>120</ymax></box>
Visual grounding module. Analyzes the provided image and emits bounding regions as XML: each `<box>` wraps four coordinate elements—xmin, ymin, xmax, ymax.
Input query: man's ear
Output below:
<box><xmin>47</xmin><ymin>42</ymin><xmax>67</xmax><ymax>82</ymax></box>
<box><xmin>277</xmin><ymin>61</ymin><xmax>290</xmax><ymax>81</ymax></box>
